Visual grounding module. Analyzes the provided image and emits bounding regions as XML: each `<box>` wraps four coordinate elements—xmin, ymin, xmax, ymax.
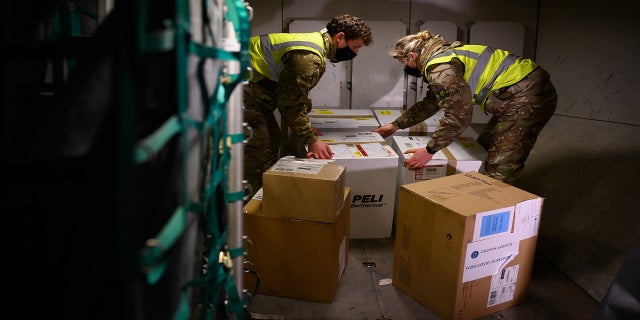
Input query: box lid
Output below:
<box><xmin>266</xmin><ymin>157</ymin><xmax>345</xmax><ymax>181</ymax></box>
<box><xmin>401</xmin><ymin>172</ymin><xmax>541</xmax><ymax>216</ymax></box>
<box><xmin>309</xmin><ymin>108</ymin><xmax>373</xmax><ymax>118</ymax></box>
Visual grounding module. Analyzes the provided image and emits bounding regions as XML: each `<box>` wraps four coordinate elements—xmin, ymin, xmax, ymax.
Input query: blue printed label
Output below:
<box><xmin>480</xmin><ymin>211</ymin><xmax>511</xmax><ymax>237</ymax></box>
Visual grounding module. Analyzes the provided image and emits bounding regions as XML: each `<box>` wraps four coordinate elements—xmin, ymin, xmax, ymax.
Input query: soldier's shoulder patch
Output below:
<box><xmin>432</xmin><ymin>85</ymin><xmax>449</xmax><ymax>99</ymax></box>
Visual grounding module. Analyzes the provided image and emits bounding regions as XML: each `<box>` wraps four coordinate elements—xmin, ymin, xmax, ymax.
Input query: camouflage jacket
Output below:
<box><xmin>392</xmin><ymin>46</ymin><xmax>473</xmax><ymax>153</ymax></box>
<box><xmin>274</xmin><ymin>31</ymin><xmax>335</xmax><ymax>145</ymax></box>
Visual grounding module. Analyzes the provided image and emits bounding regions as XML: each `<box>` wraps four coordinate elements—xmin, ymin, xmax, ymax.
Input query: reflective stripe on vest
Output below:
<box><xmin>426</xmin><ymin>45</ymin><xmax>536</xmax><ymax>107</ymax></box>
<box><xmin>256</xmin><ymin>33</ymin><xmax>324</xmax><ymax>82</ymax></box>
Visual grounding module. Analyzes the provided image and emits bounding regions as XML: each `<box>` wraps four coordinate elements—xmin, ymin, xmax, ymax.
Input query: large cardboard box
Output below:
<box><xmin>393</xmin><ymin>172</ymin><xmax>543</xmax><ymax>320</ymax></box>
<box><xmin>393</xmin><ymin>135</ymin><xmax>487</xmax><ymax>184</ymax></box>
<box><xmin>327</xmin><ymin>141</ymin><xmax>399</xmax><ymax>239</ymax></box>
<box><xmin>262</xmin><ymin>157</ymin><xmax>346</xmax><ymax>223</ymax></box>
<box><xmin>243</xmin><ymin>188</ymin><xmax>350</xmax><ymax>303</ymax></box>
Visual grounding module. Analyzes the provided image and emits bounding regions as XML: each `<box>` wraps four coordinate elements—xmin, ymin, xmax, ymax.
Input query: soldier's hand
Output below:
<box><xmin>372</xmin><ymin>123</ymin><xmax>398</xmax><ymax>138</ymax></box>
<box><xmin>307</xmin><ymin>140</ymin><xmax>334</xmax><ymax>159</ymax></box>
<box><xmin>403</xmin><ymin>148</ymin><xmax>434</xmax><ymax>170</ymax></box>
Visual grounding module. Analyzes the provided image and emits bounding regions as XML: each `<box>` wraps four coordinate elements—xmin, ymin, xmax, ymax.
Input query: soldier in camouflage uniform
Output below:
<box><xmin>373</xmin><ymin>30</ymin><xmax>557</xmax><ymax>184</ymax></box>
<box><xmin>244</xmin><ymin>14</ymin><xmax>373</xmax><ymax>193</ymax></box>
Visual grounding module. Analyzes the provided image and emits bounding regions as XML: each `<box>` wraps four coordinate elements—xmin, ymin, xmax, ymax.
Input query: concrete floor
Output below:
<box><xmin>246</xmin><ymin>238</ymin><xmax>600</xmax><ymax>320</ymax></box>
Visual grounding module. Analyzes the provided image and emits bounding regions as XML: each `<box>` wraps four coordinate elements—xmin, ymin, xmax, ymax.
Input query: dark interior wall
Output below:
<box><xmin>521</xmin><ymin>0</ymin><xmax>640</xmax><ymax>301</ymax></box>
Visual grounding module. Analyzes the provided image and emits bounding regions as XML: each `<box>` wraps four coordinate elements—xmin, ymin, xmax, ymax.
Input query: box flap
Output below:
<box><xmin>401</xmin><ymin>172</ymin><xmax>541</xmax><ymax>216</ymax></box>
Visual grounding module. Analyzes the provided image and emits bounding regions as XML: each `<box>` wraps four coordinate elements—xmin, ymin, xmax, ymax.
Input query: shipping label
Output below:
<box><xmin>487</xmin><ymin>265</ymin><xmax>519</xmax><ymax>307</ymax></box>
<box><xmin>462</xmin><ymin>233</ymin><xmax>519</xmax><ymax>283</ymax></box>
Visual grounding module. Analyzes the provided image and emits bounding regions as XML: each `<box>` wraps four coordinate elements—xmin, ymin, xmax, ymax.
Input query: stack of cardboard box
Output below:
<box><xmin>243</xmin><ymin>157</ymin><xmax>350</xmax><ymax>303</ymax></box>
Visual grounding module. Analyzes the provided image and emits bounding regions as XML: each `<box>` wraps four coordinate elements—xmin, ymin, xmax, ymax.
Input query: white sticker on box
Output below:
<box><xmin>329</xmin><ymin>143</ymin><xmax>394</xmax><ymax>159</ymax></box>
<box><xmin>487</xmin><ymin>265</ymin><xmax>519</xmax><ymax>307</ymax></box>
<box><xmin>462</xmin><ymin>234</ymin><xmax>519</xmax><ymax>283</ymax></box>
<box><xmin>355</xmin><ymin>143</ymin><xmax>394</xmax><ymax>157</ymax></box>
<box><xmin>328</xmin><ymin>144</ymin><xmax>352</xmax><ymax>158</ymax></box>
<box><xmin>412</xmin><ymin>165</ymin><xmax>447</xmax><ymax>180</ymax></box>
<box><xmin>252</xmin><ymin>187</ymin><xmax>263</xmax><ymax>201</ymax></box>
<box><xmin>472</xmin><ymin>207</ymin><xmax>515</xmax><ymax>242</ymax></box>
<box><xmin>514</xmin><ymin>198</ymin><xmax>542</xmax><ymax>240</ymax></box>
<box><xmin>271</xmin><ymin>159</ymin><xmax>325</xmax><ymax>174</ymax></box>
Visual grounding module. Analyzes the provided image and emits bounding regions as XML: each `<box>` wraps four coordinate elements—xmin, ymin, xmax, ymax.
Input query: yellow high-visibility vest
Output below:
<box><xmin>425</xmin><ymin>45</ymin><xmax>537</xmax><ymax>110</ymax></box>
<box><xmin>249</xmin><ymin>32</ymin><xmax>325</xmax><ymax>82</ymax></box>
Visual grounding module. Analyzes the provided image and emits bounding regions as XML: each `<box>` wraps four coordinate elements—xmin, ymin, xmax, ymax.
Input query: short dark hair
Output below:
<box><xmin>326</xmin><ymin>14</ymin><xmax>373</xmax><ymax>46</ymax></box>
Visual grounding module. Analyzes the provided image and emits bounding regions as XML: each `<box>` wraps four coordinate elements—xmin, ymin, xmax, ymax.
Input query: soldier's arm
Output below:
<box><xmin>426</xmin><ymin>61</ymin><xmax>474</xmax><ymax>152</ymax></box>
<box><xmin>276</xmin><ymin>50</ymin><xmax>324</xmax><ymax>145</ymax></box>
<box><xmin>391</xmin><ymin>92</ymin><xmax>440</xmax><ymax>129</ymax></box>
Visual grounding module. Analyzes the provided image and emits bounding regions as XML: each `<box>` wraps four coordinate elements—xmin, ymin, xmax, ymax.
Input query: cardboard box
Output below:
<box><xmin>393</xmin><ymin>172</ymin><xmax>543</xmax><ymax>320</ymax></box>
<box><xmin>327</xmin><ymin>142</ymin><xmax>399</xmax><ymax>239</ymax></box>
<box><xmin>243</xmin><ymin>188</ymin><xmax>350</xmax><ymax>303</ymax></box>
<box><xmin>393</xmin><ymin>135</ymin><xmax>487</xmax><ymax>184</ymax></box>
<box><xmin>262</xmin><ymin>157</ymin><xmax>346</xmax><ymax>223</ymax></box>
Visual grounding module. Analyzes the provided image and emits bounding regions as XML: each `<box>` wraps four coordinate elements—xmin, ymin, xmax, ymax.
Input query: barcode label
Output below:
<box><xmin>486</xmin><ymin>265</ymin><xmax>519</xmax><ymax>307</ymax></box>
<box><xmin>488</xmin><ymin>290</ymin><xmax>497</xmax><ymax>306</ymax></box>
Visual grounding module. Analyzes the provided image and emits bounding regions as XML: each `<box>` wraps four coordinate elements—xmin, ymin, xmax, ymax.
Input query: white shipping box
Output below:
<box><xmin>328</xmin><ymin>141</ymin><xmax>399</xmax><ymax>239</ymax></box>
<box><xmin>373</xmin><ymin>108</ymin><xmax>443</xmax><ymax>148</ymax></box>
<box><xmin>318</xmin><ymin>131</ymin><xmax>386</xmax><ymax>144</ymax></box>
<box><xmin>373</xmin><ymin>108</ymin><xmax>444</xmax><ymax>135</ymax></box>
<box><xmin>311</xmin><ymin>116</ymin><xmax>380</xmax><ymax>133</ymax></box>
<box><xmin>309</xmin><ymin>108</ymin><xmax>374</xmax><ymax>118</ymax></box>
<box><xmin>393</xmin><ymin>135</ymin><xmax>487</xmax><ymax>184</ymax></box>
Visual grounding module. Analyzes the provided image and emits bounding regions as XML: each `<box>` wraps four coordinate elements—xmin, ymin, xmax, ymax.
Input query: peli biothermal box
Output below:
<box><xmin>327</xmin><ymin>141</ymin><xmax>399</xmax><ymax>239</ymax></box>
<box><xmin>309</xmin><ymin>108</ymin><xmax>379</xmax><ymax>132</ymax></box>
<box><xmin>311</xmin><ymin>116</ymin><xmax>380</xmax><ymax>132</ymax></box>
<box><xmin>373</xmin><ymin>108</ymin><xmax>443</xmax><ymax>135</ymax></box>
<box><xmin>318</xmin><ymin>131</ymin><xmax>386</xmax><ymax>144</ymax></box>
<box><xmin>309</xmin><ymin>108</ymin><xmax>374</xmax><ymax>118</ymax></box>
<box><xmin>393</xmin><ymin>172</ymin><xmax>543</xmax><ymax>320</ymax></box>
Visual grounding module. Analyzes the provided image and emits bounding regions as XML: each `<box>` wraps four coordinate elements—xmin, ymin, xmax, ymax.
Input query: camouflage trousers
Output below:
<box><xmin>478</xmin><ymin>67</ymin><xmax>558</xmax><ymax>184</ymax></box>
<box><xmin>242</xmin><ymin>79</ymin><xmax>282</xmax><ymax>195</ymax></box>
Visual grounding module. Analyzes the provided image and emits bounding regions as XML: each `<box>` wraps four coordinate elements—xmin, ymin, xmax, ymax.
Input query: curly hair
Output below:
<box><xmin>326</xmin><ymin>14</ymin><xmax>373</xmax><ymax>46</ymax></box>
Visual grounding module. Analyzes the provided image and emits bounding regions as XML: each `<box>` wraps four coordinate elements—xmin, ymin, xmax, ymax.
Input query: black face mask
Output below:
<box><xmin>404</xmin><ymin>66</ymin><xmax>422</xmax><ymax>78</ymax></box>
<box><xmin>333</xmin><ymin>44</ymin><xmax>357</xmax><ymax>62</ymax></box>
